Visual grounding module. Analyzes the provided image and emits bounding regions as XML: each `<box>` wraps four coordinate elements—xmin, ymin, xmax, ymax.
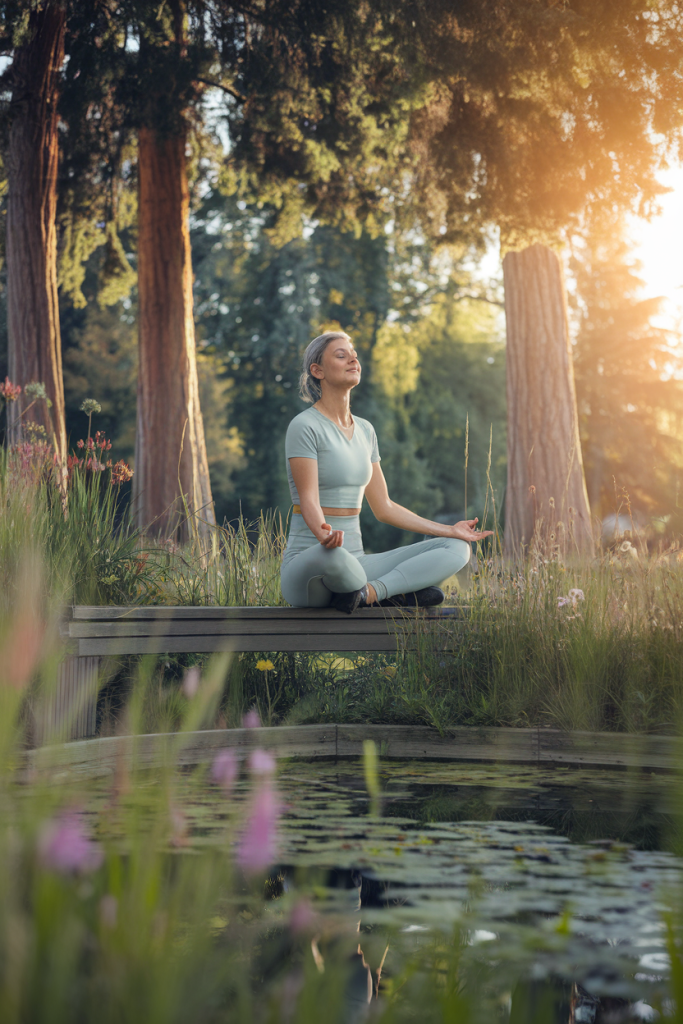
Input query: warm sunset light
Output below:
<box><xmin>631</xmin><ymin>166</ymin><xmax>683</xmax><ymax>326</ymax></box>
<box><xmin>5</xmin><ymin>3</ymin><xmax>683</xmax><ymax>1022</ymax></box>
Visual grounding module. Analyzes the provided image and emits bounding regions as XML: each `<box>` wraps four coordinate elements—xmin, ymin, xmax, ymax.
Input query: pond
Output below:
<box><xmin>88</xmin><ymin>758</ymin><xmax>682</xmax><ymax>1021</ymax></box>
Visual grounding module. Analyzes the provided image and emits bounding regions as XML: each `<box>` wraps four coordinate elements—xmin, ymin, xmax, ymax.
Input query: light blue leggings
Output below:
<box><xmin>280</xmin><ymin>514</ymin><xmax>470</xmax><ymax>608</ymax></box>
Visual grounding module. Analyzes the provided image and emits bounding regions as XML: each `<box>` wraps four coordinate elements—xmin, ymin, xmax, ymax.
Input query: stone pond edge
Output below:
<box><xmin>21</xmin><ymin>724</ymin><xmax>683</xmax><ymax>780</ymax></box>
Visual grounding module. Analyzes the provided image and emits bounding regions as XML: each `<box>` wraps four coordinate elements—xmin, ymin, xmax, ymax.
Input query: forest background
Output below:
<box><xmin>1</xmin><ymin>0</ymin><xmax>682</xmax><ymax>553</ymax></box>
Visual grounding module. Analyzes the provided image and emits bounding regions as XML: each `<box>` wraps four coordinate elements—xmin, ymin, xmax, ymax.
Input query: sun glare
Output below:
<box><xmin>630</xmin><ymin>166</ymin><xmax>683</xmax><ymax>329</ymax></box>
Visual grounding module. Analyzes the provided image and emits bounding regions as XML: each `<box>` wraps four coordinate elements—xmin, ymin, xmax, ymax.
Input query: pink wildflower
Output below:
<box><xmin>94</xmin><ymin>431</ymin><xmax>112</xmax><ymax>451</ymax></box>
<box><xmin>211</xmin><ymin>749</ymin><xmax>239</xmax><ymax>792</ymax></box>
<box><xmin>38</xmin><ymin>812</ymin><xmax>104</xmax><ymax>874</ymax></box>
<box><xmin>182</xmin><ymin>666</ymin><xmax>201</xmax><ymax>699</ymax></box>
<box><xmin>289</xmin><ymin>897</ymin><xmax>318</xmax><ymax>935</ymax></box>
<box><xmin>0</xmin><ymin>377</ymin><xmax>21</xmax><ymax>402</ymax></box>
<box><xmin>557</xmin><ymin>596</ymin><xmax>571</xmax><ymax>608</ymax></box>
<box><xmin>249</xmin><ymin>748</ymin><xmax>276</xmax><ymax>776</ymax></box>
<box><xmin>3</xmin><ymin>601</ymin><xmax>44</xmax><ymax>691</ymax></box>
<box><xmin>77</xmin><ymin>439</ymin><xmax>84</xmax><ymax>449</ymax></box>
<box><xmin>243</xmin><ymin>708</ymin><xmax>261</xmax><ymax>729</ymax></box>
<box><xmin>236</xmin><ymin>781</ymin><xmax>280</xmax><ymax>874</ymax></box>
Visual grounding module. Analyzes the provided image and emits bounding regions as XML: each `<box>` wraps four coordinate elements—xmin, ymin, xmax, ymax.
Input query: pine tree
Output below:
<box><xmin>55</xmin><ymin>0</ymin><xmax>425</xmax><ymax>537</ymax></box>
<box><xmin>388</xmin><ymin>0</ymin><xmax>683</xmax><ymax>551</ymax></box>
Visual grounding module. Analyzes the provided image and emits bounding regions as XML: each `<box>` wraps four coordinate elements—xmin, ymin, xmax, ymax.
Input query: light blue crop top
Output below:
<box><xmin>286</xmin><ymin>406</ymin><xmax>381</xmax><ymax>507</ymax></box>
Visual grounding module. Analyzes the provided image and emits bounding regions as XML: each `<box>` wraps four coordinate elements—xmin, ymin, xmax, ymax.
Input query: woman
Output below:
<box><xmin>281</xmin><ymin>331</ymin><xmax>493</xmax><ymax>612</ymax></box>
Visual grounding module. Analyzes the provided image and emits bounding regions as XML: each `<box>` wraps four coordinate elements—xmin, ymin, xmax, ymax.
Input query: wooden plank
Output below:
<box><xmin>336</xmin><ymin>724</ymin><xmax>540</xmax><ymax>762</ymax></box>
<box><xmin>71</xmin><ymin>605</ymin><xmax>466</xmax><ymax>621</ymax></box>
<box><xmin>34</xmin><ymin>657</ymin><xmax>99</xmax><ymax>746</ymax></box>
<box><xmin>67</xmin><ymin>617</ymin><xmax>430</xmax><ymax>639</ymax></box>
<box><xmin>77</xmin><ymin>634</ymin><xmax>403</xmax><ymax>656</ymax></box>
<box><xmin>25</xmin><ymin>725</ymin><xmax>338</xmax><ymax>779</ymax></box>
<box><xmin>537</xmin><ymin>728</ymin><xmax>681</xmax><ymax>771</ymax></box>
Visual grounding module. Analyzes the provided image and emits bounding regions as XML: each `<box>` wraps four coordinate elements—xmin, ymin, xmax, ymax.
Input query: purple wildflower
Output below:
<box><xmin>243</xmin><ymin>708</ymin><xmax>261</xmax><ymax>729</ymax></box>
<box><xmin>289</xmin><ymin>897</ymin><xmax>318</xmax><ymax>935</ymax></box>
<box><xmin>182</xmin><ymin>666</ymin><xmax>201</xmax><ymax>698</ymax></box>
<box><xmin>38</xmin><ymin>812</ymin><xmax>103</xmax><ymax>874</ymax></box>
<box><xmin>236</xmin><ymin>781</ymin><xmax>280</xmax><ymax>875</ymax></box>
<box><xmin>249</xmin><ymin>748</ymin><xmax>276</xmax><ymax>776</ymax></box>
<box><xmin>211</xmin><ymin>749</ymin><xmax>239</xmax><ymax>792</ymax></box>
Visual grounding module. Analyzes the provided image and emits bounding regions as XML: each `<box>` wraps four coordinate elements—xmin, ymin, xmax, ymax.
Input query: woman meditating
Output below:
<box><xmin>281</xmin><ymin>331</ymin><xmax>493</xmax><ymax>612</ymax></box>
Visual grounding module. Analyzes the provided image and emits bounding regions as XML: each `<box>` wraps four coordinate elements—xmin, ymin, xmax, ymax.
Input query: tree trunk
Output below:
<box><xmin>134</xmin><ymin>125</ymin><xmax>215</xmax><ymax>539</ymax></box>
<box><xmin>6</xmin><ymin>4</ymin><xmax>66</xmax><ymax>456</ymax></box>
<box><xmin>503</xmin><ymin>244</ymin><xmax>592</xmax><ymax>555</ymax></box>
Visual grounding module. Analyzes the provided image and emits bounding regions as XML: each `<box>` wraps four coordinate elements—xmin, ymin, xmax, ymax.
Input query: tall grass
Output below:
<box><xmin>6</xmin><ymin>440</ymin><xmax>683</xmax><ymax>735</ymax></box>
<box><xmin>0</xmin><ymin>589</ymin><xmax>583</xmax><ymax>1024</ymax></box>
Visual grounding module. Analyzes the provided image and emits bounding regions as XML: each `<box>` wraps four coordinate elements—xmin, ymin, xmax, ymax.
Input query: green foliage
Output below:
<box><xmin>571</xmin><ymin>223</ymin><xmax>683</xmax><ymax>524</ymax></box>
<box><xmin>191</xmin><ymin>190</ymin><xmax>504</xmax><ymax>546</ymax></box>
<box><xmin>0</xmin><ymin>445</ymin><xmax>149</xmax><ymax>608</ymax></box>
<box><xmin>405</xmin><ymin>296</ymin><xmax>506</xmax><ymax>522</ymax></box>
<box><xmin>404</xmin><ymin>0</ymin><xmax>683</xmax><ymax>246</ymax></box>
<box><xmin>193</xmin><ymin>554</ymin><xmax>683</xmax><ymax>738</ymax></box>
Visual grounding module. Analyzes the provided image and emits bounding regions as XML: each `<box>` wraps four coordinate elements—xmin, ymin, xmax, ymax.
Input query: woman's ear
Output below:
<box><xmin>310</xmin><ymin>362</ymin><xmax>324</xmax><ymax>381</ymax></box>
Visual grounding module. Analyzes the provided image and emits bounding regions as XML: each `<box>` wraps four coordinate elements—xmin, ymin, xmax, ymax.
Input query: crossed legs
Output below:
<box><xmin>280</xmin><ymin>536</ymin><xmax>470</xmax><ymax>608</ymax></box>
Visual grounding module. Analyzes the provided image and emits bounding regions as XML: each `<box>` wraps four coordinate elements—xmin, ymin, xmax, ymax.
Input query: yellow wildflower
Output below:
<box><xmin>256</xmin><ymin>659</ymin><xmax>275</xmax><ymax>672</ymax></box>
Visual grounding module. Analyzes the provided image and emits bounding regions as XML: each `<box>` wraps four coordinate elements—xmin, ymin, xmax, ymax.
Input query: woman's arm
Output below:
<box><xmin>288</xmin><ymin>457</ymin><xmax>344</xmax><ymax>548</ymax></box>
<box><xmin>364</xmin><ymin>463</ymin><xmax>494</xmax><ymax>543</ymax></box>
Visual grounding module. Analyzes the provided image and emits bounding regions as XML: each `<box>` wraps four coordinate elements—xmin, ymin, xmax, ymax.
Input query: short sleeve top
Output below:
<box><xmin>285</xmin><ymin>406</ymin><xmax>381</xmax><ymax>507</ymax></box>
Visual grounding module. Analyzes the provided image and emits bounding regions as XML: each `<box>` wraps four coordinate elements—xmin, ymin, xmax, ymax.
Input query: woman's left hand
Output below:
<box><xmin>448</xmin><ymin>517</ymin><xmax>494</xmax><ymax>542</ymax></box>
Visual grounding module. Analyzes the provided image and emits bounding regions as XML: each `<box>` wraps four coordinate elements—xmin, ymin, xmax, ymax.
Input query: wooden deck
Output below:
<box><xmin>63</xmin><ymin>604</ymin><xmax>465</xmax><ymax>655</ymax></box>
<box><xmin>47</xmin><ymin>604</ymin><xmax>466</xmax><ymax>744</ymax></box>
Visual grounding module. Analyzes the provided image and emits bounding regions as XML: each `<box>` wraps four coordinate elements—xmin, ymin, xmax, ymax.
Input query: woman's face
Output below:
<box><xmin>312</xmin><ymin>337</ymin><xmax>361</xmax><ymax>392</ymax></box>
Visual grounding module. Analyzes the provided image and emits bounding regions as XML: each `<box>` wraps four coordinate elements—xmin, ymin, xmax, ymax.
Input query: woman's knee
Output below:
<box><xmin>321</xmin><ymin>546</ymin><xmax>366</xmax><ymax>594</ymax></box>
<box><xmin>441</xmin><ymin>537</ymin><xmax>471</xmax><ymax>574</ymax></box>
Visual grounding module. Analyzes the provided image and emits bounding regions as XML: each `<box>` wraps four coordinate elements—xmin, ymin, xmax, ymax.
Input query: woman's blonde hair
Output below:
<box><xmin>298</xmin><ymin>331</ymin><xmax>351</xmax><ymax>403</ymax></box>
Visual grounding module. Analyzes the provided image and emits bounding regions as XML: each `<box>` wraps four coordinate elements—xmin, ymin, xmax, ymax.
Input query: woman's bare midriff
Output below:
<box><xmin>321</xmin><ymin>507</ymin><xmax>361</xmax><ymax>516</ymax></box>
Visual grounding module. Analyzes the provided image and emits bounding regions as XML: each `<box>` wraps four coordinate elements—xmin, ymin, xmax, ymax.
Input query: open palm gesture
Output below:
<box><xmin>448</xmin><ymin>517</ymin><xmax>494</xmax><ymax>543</ymax></box>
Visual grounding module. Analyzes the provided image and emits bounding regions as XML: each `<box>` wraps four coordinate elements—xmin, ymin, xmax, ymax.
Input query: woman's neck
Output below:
<box><xmin>315</xmin><ymin>388</ymin><xmax>353</xmax><ymax>427</ymax></box>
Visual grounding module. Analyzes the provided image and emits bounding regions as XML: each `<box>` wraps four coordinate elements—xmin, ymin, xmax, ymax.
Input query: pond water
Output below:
<box><xmin>93</xmin><ymin>758</ymin><xmax>683</xmax><ymax>1020</ymax></box>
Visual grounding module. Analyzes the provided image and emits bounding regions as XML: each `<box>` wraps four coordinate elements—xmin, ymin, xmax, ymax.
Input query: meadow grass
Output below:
<box><xmin>4</xmin><ymin>446</ymin><xmax>683</xmax><ymax>736</ymax></box>
<box><xmin>0</xmin><ymin>600</ymin><xmax>582</xmax><ymax>1024</ymax></box>
<box><xmin>4</xmin><ymin>455</ymin><xmax>683</xmax><ymax>1020</ymax></box>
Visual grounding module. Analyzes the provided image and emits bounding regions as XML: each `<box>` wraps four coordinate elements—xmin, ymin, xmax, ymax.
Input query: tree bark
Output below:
<box><xmin>6</xmin><ymin>4</ymin><xmax>66</xmax><ymax>456</ymax></box>
<box><xmin>503</xmin><ymin>244</ymin><xmax>593</xmax><ymax>555</ymax></box>
<box><xmin>134</xmin><ymin>125</ymin><xmax>215</xmax><ymax>539</ymax></box>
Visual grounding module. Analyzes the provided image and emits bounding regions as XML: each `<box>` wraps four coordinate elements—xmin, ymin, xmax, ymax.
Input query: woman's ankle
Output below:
<box><xmin>365</xmin><ymin>584</ymin><xmax>378</xmax><ymax>605</ymax></box>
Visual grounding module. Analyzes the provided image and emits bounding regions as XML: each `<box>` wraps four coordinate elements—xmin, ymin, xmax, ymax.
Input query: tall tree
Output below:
<box><xmin>57</xmin><ymin>0</ymin><xmax>423</xmax><ymax>536</ymax></box>
<box><xmin>384</xmin><ymin>0</ymin><xmax>683</xmax><ymax>552</ymax></box>
<box><xmin>136</xmin><ymin>123</ymin><xmax>213</xmax><ymax>536</ymax></box>
<box><xmin>503</xmin><ymin>245</ymin><xmax>592</xmax><ymax>554</ymax></box>
<box><xmin>4</xmin><ymin>2</ymin><xmax>66</xmax><ymax>454</ymax></box>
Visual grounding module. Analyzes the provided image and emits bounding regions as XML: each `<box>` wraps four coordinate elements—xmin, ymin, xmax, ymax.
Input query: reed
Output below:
<box><xmin>5</xmin><ymin>440</ymin><xmax>683</xmax><ymax>736</ymax></box>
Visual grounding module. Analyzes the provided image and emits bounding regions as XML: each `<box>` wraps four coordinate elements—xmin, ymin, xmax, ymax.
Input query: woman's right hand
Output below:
<box><xmin>319</xmin><ymin>523</ymin><xmax>344</xmax><ymax>548</ymax></box>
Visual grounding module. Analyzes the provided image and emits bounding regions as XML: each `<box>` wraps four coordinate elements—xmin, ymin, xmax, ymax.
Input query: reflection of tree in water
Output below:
<box><xmin>510</xmin><ymin>979</ymin><xmax>636</xmax><ymax>1023</ymax></box>
<box><xmin>569</xmin><ymin>983</ymin><xmax>633</xmax><ymax>1023</ymax></box>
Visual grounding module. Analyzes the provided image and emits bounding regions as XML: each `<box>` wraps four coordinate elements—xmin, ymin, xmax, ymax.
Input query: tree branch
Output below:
<box><xmin>197</xmin><ymin>76</ymin><xmax>246</xmax><ymax>103</ymax></box>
